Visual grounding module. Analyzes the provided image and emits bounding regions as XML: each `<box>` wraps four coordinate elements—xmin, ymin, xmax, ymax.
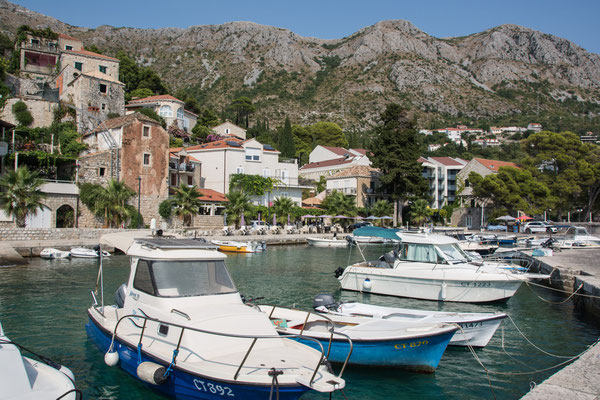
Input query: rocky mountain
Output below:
<box><xmin>1</xmin><ymin>0</ymin><xmax>599</xmax><ymax>131</ymax></box>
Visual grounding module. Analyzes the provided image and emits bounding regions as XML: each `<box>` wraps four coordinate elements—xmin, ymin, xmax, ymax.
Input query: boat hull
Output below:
<box><xmin>339</xmin><ymin>268</ymin><xmax>523</xmax><ymax>303</ymax></box>
<box><xmin>85</xmin><ymin>316</ymin><xmax>310</xmax><ymax>400</ymax></box>
<box><xmin>306</xmin><ymin>238</ymin><xmax>349</xmax><ymax>247</ymax></box>
<box><xmin>288</xmin><ymin>330</ymin><xmax>455</xmax><ymax>372</ymax></box>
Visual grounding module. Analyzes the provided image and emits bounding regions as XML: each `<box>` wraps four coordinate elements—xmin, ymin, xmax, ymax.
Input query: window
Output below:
<box><xmin>99</xmin><ymin>65</ymin><xmax>107</xmax><ymax>74</ymax></box>
<box><xmin>236</xmin><ymin>166</ymin><xmax>244</xmax><ymax>174</ymax></box>
<box><xmin>31</xmin><ymin>38</ymin><xmax>39</xmax><ymax>45</ymax></box>
<box><xmin>171</xmin><ymin>173</ymin><xmax>177</xmax><ymax>185</ymax></box>
<box><xmin>225</xmin><ymin>128</ymin><xmax>230</xmax><ymax>134</ymax></box>
<box><xmin>101</xmin><ymin>103</ymin><xmax>106</xmax><ymax>110</ymax></box>
<box><xmin>143</xmin><ymin>153</ymin><xmax>151</xmax><ymax>166</ymax></box>
<box><xmin>65</xmin><ymin>45</ymin><xmax>73</xmax><ymax>51</ymax></box>
<box><xmin>142</xmin><ymin>126</ymin><xmax>150</xmax><ymax>138</ymax></box>
<box><xmin>245</xmin><ymin>148</ymin><xmax>260</xmax><ymax>161</ymax></box>
<box><xmin>281</xmin><ymin>170</ymin><xmax>289</xmax><ymax>183</ymax></box>
<box><xmin>399</xmin><ymin>244</ymin><xmax>439</xmax><ymax>263</ymax></box>
<box><xmin>280</xmin><ymin>192</ymin><xmax>288</xmax><ymax>198</ymax></box>
<box><xmin>159</xmin><ymin>105</ymin><xmax>173</xmax><ymax>118</ymax></box>
<box><xmin>74</xmin><ymin>62</ymin><xmax>83</xmax><ymax>71</ymax></box>
<box><xmin>177</xmin><ymin>107</ymin><xmax>184</xmax><ymax>119</ymax></box>
<box><xmin>99</xmin><ymin>84</ymin><xmax>107</xmax><ymax>94</ymax></box>
<box><xmin>187</xmin><ymin>176</ymin><xmax>193</xmax><ymax>186</ymax></box>
<box><xmin>99</xmin><ymin>167</ymin><xmax>105</xmax><ymax>177</ymax></box>
<box><xmin>262</xmin><ymin>169</ymin><xmax>270</xmax><ymax>177</ymax></box>
<box><xmin>133</xmin><ymin>260</ymin><xmax>156</xmax><ymax>295</ymax></box>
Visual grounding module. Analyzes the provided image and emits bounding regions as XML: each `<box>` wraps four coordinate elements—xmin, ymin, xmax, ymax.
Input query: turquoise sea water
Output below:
<box><xmin>0</xmin><ymin>244</ymin><xmax>598</xmax><ymax>400</ymax></box>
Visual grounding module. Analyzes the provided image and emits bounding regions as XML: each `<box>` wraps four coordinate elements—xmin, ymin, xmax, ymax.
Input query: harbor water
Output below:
<box><xmin>0</xmin><ymin>244</ymin><xmax>598</xmax><ymax>399</ymax></box>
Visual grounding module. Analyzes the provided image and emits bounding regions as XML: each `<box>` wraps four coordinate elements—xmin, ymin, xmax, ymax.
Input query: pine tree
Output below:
<box><xmin>278</xmin><ymin>117</ymin><xmax>296</xmax><ymax>158</ymax></box>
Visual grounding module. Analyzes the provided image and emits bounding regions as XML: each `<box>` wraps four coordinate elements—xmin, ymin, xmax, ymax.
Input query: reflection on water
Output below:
<box><xmin>0</xmin><ymin>244</ymin><xmax>597</xmax><ymax>399</ymax></box>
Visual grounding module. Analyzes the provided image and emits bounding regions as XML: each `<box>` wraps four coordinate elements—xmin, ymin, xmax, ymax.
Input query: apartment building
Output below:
<box><xmin>419</xmin><ymin>156</ymin><xmax>468</xmax><ymax>209</ymax></box>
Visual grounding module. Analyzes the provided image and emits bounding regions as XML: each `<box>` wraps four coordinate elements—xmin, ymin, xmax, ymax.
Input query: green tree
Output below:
<box><xmin>322</xmin><ymin>191</ymin><xmax>357</xmax><ymax>219</ymax></box>
<box><xmin>12</xmin><ymin>101</ymin><xmax>33</xmax><ymax>127</ymax></box>
<box><xmin>79</xmin><ymin>180</ymin><xmax>136</xmax><ymax>228</ymax></box>
<box><xmin>170</xmin><ymin>185</ymin><xmax>203</xmax><ymax>227</ymax></box>
<box><xmin>409</xmin><ymin>199</ymin><xmax>431</xmax><ymax>227</ymax></box>
<box><xmin>198</xmin><ymin>108</ymin><xmax>221</xmax><ymax>127</ymax></box>
<box><xmin>308</xmin><ymin>122</ymin><xmax>348</xmax><ymax>148</ymax></box>
<box><xmin>278</xmin><ymin>117</ymin><xmax>296</xmax><ymax>158</ymax></box>
<box><xmin>137</xmin><ymin>108</ymin><xmax>166</xmax><ymax>128</ymax></box>
<box><xmin>369</xmin><ymin>104</ymin><xmax>428</xmax><ymax>224</ymax></box>
<box><xmin>129</xmin><ymin>88</ymin><xmax>154</xmax><ymax>99</ymax></box>
<box><xmin>0</xmin><ymin>166</ymin><xmax>47</xmax><ymax>227</ymax></box>
<box><xmin>229</xmin><ymin>174</ymin><xmax>278</xmax><ymax>196</ymax></box>
<box><xmin>228</xmin><ymin>97</ymin><xmax>255</xmax><ymax>128</ymax></box>
<box><xmin>272</xmin><ymin>196</ymin><xmax>295</xmax><ymax>225</ymax></box>
<box><xmin>225</xmin><ymin>190</ymin><xmax>252</xmax><ymax>228</ymax></box>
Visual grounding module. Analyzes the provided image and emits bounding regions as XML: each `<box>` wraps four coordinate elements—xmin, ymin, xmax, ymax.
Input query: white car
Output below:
<box><xmin>523</xmin><ymin>221</ymin><xmax>558</xmax><ymax>234</ymax></box>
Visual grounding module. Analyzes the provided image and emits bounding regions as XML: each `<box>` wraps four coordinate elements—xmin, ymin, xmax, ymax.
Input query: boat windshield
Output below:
<box><xmin>436</xmin><ymin>244</ymin><xmax>469</xmax><ymax>264</ymax></box>
<box><xmin>399</xmin><ymin>243</ymin><xmax>443</xmax><ymax>263</ymax></box>
<box><xmin>134</xmin><ymin>259</ymin><xmax>237</xmax><ymax>297</ymax></box>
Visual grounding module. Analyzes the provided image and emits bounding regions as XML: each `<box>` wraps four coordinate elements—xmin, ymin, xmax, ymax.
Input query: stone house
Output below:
<box><xmin>300</xmin><ymin>146</ymin><xmax>370</xmax><ymax>181</ymax></box>
<box><xmin>126</xmin><ymin>95</ymin><xmax>197</xmax><ymax>132</ymax></box>
<box><xmin>325</xmin><ymin>165</ymin><xmax>387</xmax><ymax>208</ymax></box>
<box><xmin>212</xmin><ymin>121</ymin><xmax>246</xmax><ymax>139</ymax></box>
<box><xmin>77</xmin><ymin>113</ymin><xmax>170</xmax><ymax>226</ymax></box>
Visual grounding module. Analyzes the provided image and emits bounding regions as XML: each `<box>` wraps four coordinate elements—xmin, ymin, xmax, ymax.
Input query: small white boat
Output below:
<box><xmin>70</xmin><ymin>247</ymin><xmax>110</xmax><ymax>258</ymax></box>
<box><xmin>40</xmin><ymin>248</ymin><xmax>70</xmax><ymax>259</ymax></box>
<box><xmin>349</xmin><ymin>236</ymin><xmax>386</xmax><ymax>244</ymax></box>
<box><xmin>86</xmin><ymin>234</ymin><xmax>345</xmax><ymax>399</ymax></box>
<box><xmin>558</xmin><ymin>226</ymin><xmax>600</xmax><ymax>249</ymax></box>
<box><xmin>311</xmin><ymin>295</ymin><xmax>506</xmax><ymax>347</ymax></box>
<box><xmin>306</xmin><ymin>237</ymin><xmax>350</xmax><ymax>247</ymax></box>
<box><xmin>0</xmin><ymin>321</ymin><xmax>78</xmax><ymax>399</ymax></box>
<box><xmin>337</xmin><ymin>231</ymin><xmax>551</xmax><ymax>303</ymax></box>
<box><xmin>211</xmin><ymin>240</ymin><xmax>266</xmax><ymax>253</ymax></box>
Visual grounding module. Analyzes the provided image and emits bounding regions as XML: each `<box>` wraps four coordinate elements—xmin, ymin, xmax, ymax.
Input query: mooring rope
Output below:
<box><xmin>524</xmin><ymin>279</ymin><xmax>600</xmax><ymax>299</ymax></box>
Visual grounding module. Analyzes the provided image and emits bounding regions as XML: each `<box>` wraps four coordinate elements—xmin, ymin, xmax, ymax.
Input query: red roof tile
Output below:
<box><xmin>322</xmin><ymin>146</ymin><xmax>350</xmax><ymax>156</ymax></box>
<box><xmin>351</xmin><ymin>148</ymin><xmax>367</xmax><ymax>155</ymax></box>
<box><xmin>300</xmin><ymin>157</ymin><xmax>355</xmax><ymax>170</ymax></box>
<box><xmin>474</xmin><ymin>158</ymin><xmax>519</xmax><ymax>172</ymax></box>
<box><xmin>64</xmin><ymin>49</ymin><xmax>119</xmax><ymax>61</ymax></box>
<box><xmin>186</xmin><ymin>138</ymin><xmax>245</xmax><ymax>151</ymax></box>
<box><xmin>197</xmin><ymin>189</ymin><xmax>228</xmax><ymax>203</ymax></box>
<box><xmin>129</xmin><ymin>94</ymin><xmax>183</xmax><ymax>104</ymax></box>
<box><xmin>430</xmin><ymin>157</ymin><xmax>466</xmax><ymax>166</ymax></box>
<box><xmin>58</xmin><ymin>33</ymin><xmax>81</xmax><ymax>41</ymax></box>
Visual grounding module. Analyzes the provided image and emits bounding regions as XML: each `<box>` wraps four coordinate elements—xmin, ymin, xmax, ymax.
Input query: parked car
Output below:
<box><xmin>523</xmin><ymin>221</ymin><xmax>558</xmax><ymax>234</ymax></box>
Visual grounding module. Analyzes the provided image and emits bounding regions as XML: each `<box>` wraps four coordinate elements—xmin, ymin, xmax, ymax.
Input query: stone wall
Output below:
<box><xmin>0</xmin><ymin>97</ymin><xmax>58</xmax><ymax>128</ymax></box>
<box><xmin>0</xmin><ymin>227</ymin><xmax>126</xmax><ymax>242</ymax></box>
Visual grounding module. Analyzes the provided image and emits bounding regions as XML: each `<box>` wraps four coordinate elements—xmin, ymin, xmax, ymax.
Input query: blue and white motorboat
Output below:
<box><xmin>257</xmin><ymin>304</ymin><xmax>458</xmax><ymax>372</ymax></box>
<box><xmin>0</xmin><ymin>321</ymin><xmax>79</xmax><ymax>399</ymax></box>
<box><xmin>86</xmin><ymin>233</ymin><xmax>345</xmax><ymax>400</ymax></box>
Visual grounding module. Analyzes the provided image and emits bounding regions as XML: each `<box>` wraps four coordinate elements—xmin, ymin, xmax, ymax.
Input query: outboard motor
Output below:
<box><xmin>115</xmin><ymin>283</ymin><xmax>127</xmax><ymax>308</ymax></box>
<box><xmin>334</xmin><ymin>267</ymin><xmax>345</xmax><ymax>278</ymax></box>
<box><xmin>313</xmin><ymin>294</ymin><xmax>337</xmax><ymax>311</ymax></box>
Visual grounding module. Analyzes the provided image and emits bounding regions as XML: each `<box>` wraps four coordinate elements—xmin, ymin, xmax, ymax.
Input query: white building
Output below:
<box><xmin>212</xmin><ymin>122</ymin><xmax>247</xmax><ymax>140</ymax></box>
<box><xmin>185</xmin><ymin>137</ymin><xmax>308</xmax><ymax>206</ymax></box>
<box><xmin>126</xmin><ymin>95</ymin><xmax>197</xmax><ymax>132</ymax></box>
<box><xmin>300</xmin><ymin>146</ymin><xmax>370</xmax><ymax>180</ymax></box>
<box><xmin>418</xmin><ymin>156</ymin><xmax>468</xmax><ymax>209</ymax></box>
<box><xmin>527</xmin><ymin>123</ymin><xmax>542</xmax><ymax>132</ymax></box>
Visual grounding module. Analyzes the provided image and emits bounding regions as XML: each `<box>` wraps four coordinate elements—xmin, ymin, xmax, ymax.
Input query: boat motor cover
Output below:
<box><xmin>115</xmin><ymin>284</ymin><xmax>127</xmax><ymax>308</ymax></box>
<box><xmin>313</xmin><ymin>294</ymin><xmax>337</xmax><ymax>310</ymax></box>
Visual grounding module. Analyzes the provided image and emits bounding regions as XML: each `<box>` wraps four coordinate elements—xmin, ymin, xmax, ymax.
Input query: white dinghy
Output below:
<box><xmin>0</xmin><ymin>321</ymin><xmax>79</xmax><ymax>399</ymax></box>
<box><xmin>86</xmin><ymin>234</ymin><xmax>345</xmax><ymax>400</ymax></box>
<box><xmin>40</xmin><ymin>248</ymin><xmax>70</xmax><ymax>259</ymax></box>
<box><xmin>337</xmin><ymin>229</ymin><xmax>551</xmax><ymax>303</ymax></box>
<box><xmin>306</xmin><ymin>237</ymin><xmax>350</xmax><ymax>247</ymax></box>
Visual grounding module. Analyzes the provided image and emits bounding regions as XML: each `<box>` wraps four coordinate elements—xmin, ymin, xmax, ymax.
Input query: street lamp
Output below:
<box><xmin>137</xmin><ymin>176</ymin><xmax>142</xmax><ymax>229</ymax></box>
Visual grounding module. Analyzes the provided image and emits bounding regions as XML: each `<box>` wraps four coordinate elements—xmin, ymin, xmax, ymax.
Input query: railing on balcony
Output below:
<box><xmin>169</xmin><ymin>162</ymin><xmax>195</xmax><ymax>172</ymax></box>
<box><xmin>22</xmin><ymin>42</ymin><xmax>60</xmax><ymax>54</ymax></box>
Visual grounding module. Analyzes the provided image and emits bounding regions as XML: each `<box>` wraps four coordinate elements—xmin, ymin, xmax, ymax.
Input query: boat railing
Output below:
<box><xmin>264</xmin><ymin>304</ymin><xmax>353</xmax><ymax>378</ymax></box>
<box><xmin>481</xmin><ymin>254</ymin><xmax>535</xmax><ymax>271</ymax></box>
<box><xmin>109</xmin><ymin>312</ymin><xmax>345</xmax><ymax>388</ymax></box>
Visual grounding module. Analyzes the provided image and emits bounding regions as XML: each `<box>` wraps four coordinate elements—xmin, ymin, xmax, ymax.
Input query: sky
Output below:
<box><xmin>10</xmin><ymin>0</ymin><xmax>600</xmax><ymax>54</ymax></box>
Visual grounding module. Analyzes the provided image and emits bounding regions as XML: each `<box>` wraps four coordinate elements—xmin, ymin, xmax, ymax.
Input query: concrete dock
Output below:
<box><xmin>521</xmin><ymin>249</ymin><xmax>600</xmax><ymax>399</ymax></box>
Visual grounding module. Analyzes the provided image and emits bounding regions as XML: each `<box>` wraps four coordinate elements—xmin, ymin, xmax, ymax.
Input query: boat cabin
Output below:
<box><xmin>396</xmin><ymin>234</ymin><xmax>471</xmax><ymax>265</ymax></box>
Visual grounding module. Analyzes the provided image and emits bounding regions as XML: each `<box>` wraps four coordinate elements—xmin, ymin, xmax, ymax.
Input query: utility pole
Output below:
<box><xmin>137</xmin><ymin>176</ymin><xmax>142</xmax><ymax>228</ymax></box>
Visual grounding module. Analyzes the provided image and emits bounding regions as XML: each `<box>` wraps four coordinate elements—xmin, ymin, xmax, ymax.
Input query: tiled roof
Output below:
<box><xmin>322</xmin><ymin>146</ymin><xmax>350</xmax><ymax>156</ymax></box>
<box><xmin>329</xmin><ymin>165</ymin><xmax>379</xmax><ymax>179</ymax></box>
<box><xmin>58</xmin><ymin>33</ymin><xmax>81</xmax><ymax>41</ymax></box>
<box><xmin>186</xmin><ymin>138</ymin><xmax>244</xmax><ymax>151</ymax></box>
<box><xmin>197</xmin><ymin>189</ymin><xmax>228</xmax><ymax>203</ymax></box>
<box><xmin>129</xmin><ymin>94</ymin><xmax>183</xmax><ymax>104</ymax></box>
<box><xmin>300</xmin><ymin>157</ymin><xmax>356</xmax><ymax>170</ymax></box>
<box><xmin>82</xmin><ymin>70</ymin><xmax>122</xmax><ymax>83</ymax></box>
<box><xmin>88</xmin><ymin>112</ymin><xmax>160</xmax><ymax>135</ymax></box>
<box><xmin>64</xmin><ymin>49</ymin><xmax>119</xmax><ymax>61</ymax></box>
<box><xmin>351</xmin><ymin>148</ymin><xmax>367</xmax><ymax>155</ymax></box>
<box><xmin>474</xmin><ymin>158</ymin><xmax>519</xmax><ymax>172</ymax></box>
<box><xmin>430</xmin><ymin>157</ymin><xmax>467</xmax><ymax>166</ymax></box>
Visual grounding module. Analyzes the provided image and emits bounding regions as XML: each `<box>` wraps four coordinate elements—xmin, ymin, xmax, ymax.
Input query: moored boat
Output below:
<box><xmin>211</xmin><ymin>239</ymin><xmax>266</xmax><ymax>253</ymax></box>
<box><xmin>40</xmin><ymin>248</ymin><xmax>71</xmax><ymax>259</ymax></box>
<box><xmin>70</xmin><ymin>247</ymin><xmax>110</xmax><ymax>258</ymax></box>
<box><xmin>336</xmin><ymin>229</ymin><xmax>551</xmax><ymax>303</ymax></box>
<box><xmin>311</xmin><ymin>295</ymin><xmax>506</xmax><ymax>347</ymax></box>
<box><xmin>257</xmin><ymin>304</ymin><xmax>457</xmax><ymax>372</ymax></box>
<box><xmin>86</xmin><ymin>234</ymin><xmax>345</xmax><ymax>400</ymax></box>
<box><xmin>0</xmin><ymin>321</ymin><xmax>79</xmax><ymax>399</ymax></box>
<box><xmin>306</xmin><ymin>237</ymin><xmax>350</xmax><ymax>247</ymax></box>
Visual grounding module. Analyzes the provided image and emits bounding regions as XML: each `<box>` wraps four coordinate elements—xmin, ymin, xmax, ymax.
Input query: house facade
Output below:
<box><xmin>126</xmin><ymin>95</ymin><xmax>197</xmax><ymax>132</ymax></box>
<box><xmin>300</xmin><ymin>146</ymin><xmax>370</xmax><ymax>181</ymax></box>
<box><xmin>419</xmin><ymin>156</ymin><xmax>468</xmax><ymax>209</ymax></box>
<box><xmin>325</xmin><ymin>165</ymin><xmax>388</xmax><ymax>208</ymax></box>
<box><xmin>212</xmin><ymin>122</ymin><xmax>247</xmax><ymax>139</ymax></box>
<box><xmin>78</xmin><ymin>113</ymin><xmax>170</xmax><ymax>226</ymax></box>
<box><xmin>185</xmin><ymin>138</ymin><xmax>307</xmax><ymax>206</ymax></box>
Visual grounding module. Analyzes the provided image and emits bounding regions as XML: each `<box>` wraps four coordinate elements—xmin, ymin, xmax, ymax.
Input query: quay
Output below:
<box><xmin>522</xmin><ymin>249</ymin><xmax>600</xmax><ymax>399</ymax></box>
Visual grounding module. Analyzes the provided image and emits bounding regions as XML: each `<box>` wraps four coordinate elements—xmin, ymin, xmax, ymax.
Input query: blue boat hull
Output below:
<box><xmin>290</xmin><ymin>330</ymin><xmax>455</xmax><ymax>372</ymax></box>
<box><xmin>86</xmin><ymin>317</ymin><xmax>311</xmax><ymax>400</ymax></box>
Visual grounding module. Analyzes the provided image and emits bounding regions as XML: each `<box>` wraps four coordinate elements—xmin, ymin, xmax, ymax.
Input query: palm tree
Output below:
<box><xmin>272</xmin><ymin>196</ymin><xmax>295</xmax><ymax>225</ymax></box>
<box><xmin>322</xmin><ymin>191</ymin><xmax>357</xmax><ymax>225</ymax></box>
<box><xmin>409</xmin><ymin>199</ymin><xmax>431</xmax><ymax>227</ymax></box>
<box><xmin>225</xmin><ymin>190</ymin><xmax>252</xmax><ymax>228</ymax></box>
<box><xmin>80</xmin><ymin>180</ymin><xmax>136</xmax><ymax>228</ymax></box>
<box><xmin>0</xmin><ymin>166</ymin><xmax>46</xmax><ymax>227</ymax></box>
<box><xmin>371</xmin><ymin>200</ymin><xmax>393</xmax><ymax>226</ymax></box>
<box><xmin>171</xmin><ymin>185</ymin><xmax>203</xmax><ymax>227</ymax></box>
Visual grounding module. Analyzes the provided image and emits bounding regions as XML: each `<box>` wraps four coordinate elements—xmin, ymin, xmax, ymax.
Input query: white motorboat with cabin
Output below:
<box><xmin>0</xmin><ymin>321</ymin><xmax>79</xmax><ymax>399</ymax></box>
<box><xmin>336</xmin><ymin>230</ymin><xmax>551</xmax><ymax>303</ymax></box>
<box><xmin>40</xmin><ymin>248</ymin><xmax>70</xmax><ymax>259</ymax></box>
<box><xmin>311</xmin><ymin>294</ymin><xmax>506</xmax><ymax>347</ymax></box>
<box><xmin>70</xmin><ymin>247</ymin><xmax>110</xmax><ymax>258</ymax></box>
<box><xmin>558</xmin><ymin>226</ymin><xmax>600</xmax><ymax>249</ymax></box>
<box><xmin>306</xmin><ymin>237</ymin><xmax>350</xmax><ymax>247</ymax></box>
<box><xmin>86</xmin><ymin>234</ymin><xmax>345</xmax><ymax>400</ymax></box>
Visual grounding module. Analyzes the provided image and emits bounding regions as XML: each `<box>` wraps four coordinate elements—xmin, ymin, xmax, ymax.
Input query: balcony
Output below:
<box><xmin>327</xmin><ymin>188</ymin><xmax>357</xmax><ymax>195</ymax></box>
<box><xmin>170</xmin><ymin>162</ymin><xmax>195</xmax><ymax>172</ymax></box>
<box><xmin>22</xmin><ymin>42</ymin><xmax>60</xmax><ymax>54</ymax></box>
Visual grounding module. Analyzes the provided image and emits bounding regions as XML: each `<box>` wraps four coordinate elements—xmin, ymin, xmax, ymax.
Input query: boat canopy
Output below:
<box><xmin>353</xmin><ymin>226</ymin><xmax>402</xmax><ymax>240</ymax></box>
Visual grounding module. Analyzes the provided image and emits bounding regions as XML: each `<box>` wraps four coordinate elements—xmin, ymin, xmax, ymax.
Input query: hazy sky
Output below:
<box><xmin>11</xmin><ymin>0</ymin><xmax>600</xmax><ymax>54</ymax></box>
